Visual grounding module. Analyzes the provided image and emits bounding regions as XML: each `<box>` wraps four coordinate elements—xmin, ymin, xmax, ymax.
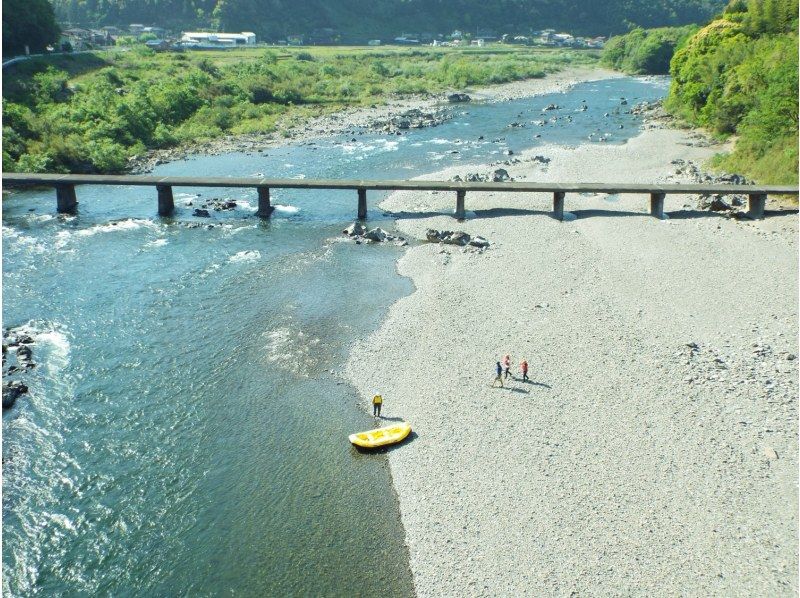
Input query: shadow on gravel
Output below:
<box><xmin>384</xmin><ymin>206</ymin><xmax>798</xmax><ymax>222</ymax></box>
<box><xmin>526</xmin><ymin>381</ymin><xmax>552</xmax><ymax>389</ymax></box>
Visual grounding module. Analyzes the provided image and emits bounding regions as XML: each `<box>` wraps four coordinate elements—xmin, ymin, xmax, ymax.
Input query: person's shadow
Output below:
<box><xmin>378</xmin><ymin>415</ymin><xmax>406</xmax><ymax>422</ymax></box>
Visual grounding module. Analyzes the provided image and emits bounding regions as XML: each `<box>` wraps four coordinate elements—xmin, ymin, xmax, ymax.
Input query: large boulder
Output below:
<box><xmin>16</xmin><ymin>345</ymin><xmax>32</xmax><ymax>361</ymax></box>
<box><xmin>699</xmin><ymin>194</ymin><xmax>731</xmax><ymax>211</ymax></box>
<box><xmin>343</xmin><ymin>222</ymin><xmax>366</xmax><ymax>236</ymax></box>
<box><xmin>491</xmin><ymin>168</ymin><xmax>511</xmax><ymax>182</ymax></box>
<box><xmin>426</xmin><ymin>229</ymin><xmax>443</xmax><ymax>243</ymax></box>
<box><xmin>441</xmin><ymin>231</ymin><xmax>471</xmax><ymax>246</ymax></box>
<box><xmin>364</xmin><ymin>227</ymin><xmax>388</xmax><ymax>242</ymax></box>
<box><xmin>447</xmin><ymin>93</ymin><xmax>471</xmax><ymax>103</ymax></box>
<box><xmin>3</xmin><ymin>380</ymin><xmax>28</xmax><ymax>410</ymax></box>
<box><xmin>193</xmin><ymin>208</ymin><xmax>211</xmax><ymax>218</ymax></box>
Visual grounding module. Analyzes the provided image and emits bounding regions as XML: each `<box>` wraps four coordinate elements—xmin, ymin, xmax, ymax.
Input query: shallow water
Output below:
<box><xmin>2</xmin><ymin>76</ymin><xmax>668</xmax><ymax>595</ymax></box>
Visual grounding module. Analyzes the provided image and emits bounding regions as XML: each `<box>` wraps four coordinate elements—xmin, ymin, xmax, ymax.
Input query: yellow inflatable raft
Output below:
<box><xmin>349</xmin><ymin>422</ymin><xmax>411</xmax><ymax>449</ymax></box>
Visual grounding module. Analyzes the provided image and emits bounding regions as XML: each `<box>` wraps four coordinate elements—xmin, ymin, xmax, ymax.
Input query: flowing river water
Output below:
<box><xmin>2</xmin><ymin>76</ymin><xmax>668</xmax><ymax>595</ymax></box>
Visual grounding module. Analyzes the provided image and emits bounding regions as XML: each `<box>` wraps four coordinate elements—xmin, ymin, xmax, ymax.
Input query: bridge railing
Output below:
<box><xmin>3</xmin><ymin>173</ymin><xmax>798</xmax><ymax>221</ymax></box>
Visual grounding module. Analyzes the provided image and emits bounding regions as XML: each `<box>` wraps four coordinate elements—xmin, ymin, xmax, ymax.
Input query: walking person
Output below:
<box><xmin>372</xmin><ymin>394</ymin><xmax>383</xmax><ymax>417</ymax></box>
<box><xmin>491</xmin><ymin>361</ymin><xmax>504</xmax><ymax>387</ymax></box>
<box><xmin>520</xmin><ymin>359</ymin><xmax>529</xmax><ymax>382</ymax></box>
<box><xmin>503</xmin><ymin>354</ymin><xmax>512</xmax><ymax>380</ymax></box>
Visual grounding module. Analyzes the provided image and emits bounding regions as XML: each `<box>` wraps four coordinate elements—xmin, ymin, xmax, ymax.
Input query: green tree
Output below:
<box><xmin>2</xmin><ymin>0</ymin><xmax>60</xmax><ymax>55</ymax></box>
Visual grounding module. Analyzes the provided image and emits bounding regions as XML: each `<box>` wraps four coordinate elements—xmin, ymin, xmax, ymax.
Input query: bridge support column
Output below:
<box><xmin>357</xmin><ymin>188</ymin><xmax>367</xmax><ymax>220</ymax></box>
<box><xmin>747</xmin><ymin>193</ymin><xmax>766</xmax><ymax>219</ymax></box>
<box><xmin>455</xmin><ymin>189</ymin><xmax>466</xmax><ymax>220</ymax></box>
<box><xmin>256</xmin><ymin>186</ymin><xmax>273</xmax><ymax>217</ymax></box>
<box><xmin>650</xmin><ymin>192</ymin><xmax>667</xmax><ymax>219</ymax></box>
<box><xmin>553</xmin><ymin>191</ymin><xmax>565</xmax><ymax>220</ymax></box>
<box><xmin>56</xmin><ymin>184</ymin><xmax>77</xmax><ymax>214</ymax></box>
<box><xmin>157</xmin><ymin>185</ymin><xmax>174</xmax><ymax>216</ymax></box>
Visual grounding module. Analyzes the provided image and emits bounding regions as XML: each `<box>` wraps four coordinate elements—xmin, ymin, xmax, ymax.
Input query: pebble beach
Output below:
<box><xmin>345</xmin><ymin>75</ymin><xmax>799</xmax><ymax>596</ymax></box>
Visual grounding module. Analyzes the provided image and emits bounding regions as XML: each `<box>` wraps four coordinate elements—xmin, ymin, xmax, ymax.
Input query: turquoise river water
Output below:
<box><xmin>2</xmin><ymin>76</ymin><xmax>668</xmax><ymax>595</ymax></box>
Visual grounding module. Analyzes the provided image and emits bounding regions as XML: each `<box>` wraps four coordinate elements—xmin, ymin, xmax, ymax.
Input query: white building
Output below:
<box><xmin>181</xmin><ymin>31</ymin><xmax>256</xmax><ymax>46</ymax></box>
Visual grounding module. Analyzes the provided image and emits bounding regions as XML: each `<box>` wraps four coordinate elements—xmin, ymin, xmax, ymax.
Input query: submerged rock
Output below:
<box><xmin>3</xmin><ymin>381</ymin><xmax>28</xmax><ymax>410</ymax></box>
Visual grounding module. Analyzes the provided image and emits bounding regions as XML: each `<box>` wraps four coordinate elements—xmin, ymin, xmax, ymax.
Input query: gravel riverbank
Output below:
<box><xmin>345</xmin><ymin>88</ymin><xmax>798</xmax><ymax>595</ymax></box>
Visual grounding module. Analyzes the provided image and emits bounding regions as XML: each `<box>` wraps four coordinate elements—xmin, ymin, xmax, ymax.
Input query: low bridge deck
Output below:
<box><xmin>3</xmin><ymin>173</ymin><xmax>798</xmax><ymax>221</ymax></box>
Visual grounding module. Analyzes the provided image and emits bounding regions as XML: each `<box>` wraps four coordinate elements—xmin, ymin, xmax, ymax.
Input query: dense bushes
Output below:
<box><xmin>601</xmin><ymin>26</ymin><xmax>699</xmax><ymax>74</ymax></box>
<box><xmin>3</xmin><ymin>47</ymin><xmax>597</xmax><ymax>174</ymax></box>
<box><xmin>666</xmin><ymin>0</ymin><xmax>798</xmax><ymax>183</ymax></box>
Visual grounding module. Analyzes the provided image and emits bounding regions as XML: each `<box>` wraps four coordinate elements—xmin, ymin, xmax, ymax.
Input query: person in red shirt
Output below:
<box><xmin>520</xmin><ymin>359</ymin><xmax>529</xmax><ymax>382</ymax></box>
<box><xmin>502</xmin><ymin>354</ymin><xmax>512</xmax><ymax>380</ymax></box>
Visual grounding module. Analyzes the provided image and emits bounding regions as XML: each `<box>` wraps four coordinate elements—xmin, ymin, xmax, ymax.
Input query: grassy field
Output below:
<box><xmin>2</xmin><ymin>44</ymin><xmax>600</xmax><ymax>173</ymax></box>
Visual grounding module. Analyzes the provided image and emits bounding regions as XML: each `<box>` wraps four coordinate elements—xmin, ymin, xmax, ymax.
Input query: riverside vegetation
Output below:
<box><xmin>602</xmin><ymin>0</ymin><xmax>798</xmax><ymax>185</ymax></box>
<box><xmin>2</xmin><ymin>46</ymin><xmax>597</xmax><ymax>174</ymax></box>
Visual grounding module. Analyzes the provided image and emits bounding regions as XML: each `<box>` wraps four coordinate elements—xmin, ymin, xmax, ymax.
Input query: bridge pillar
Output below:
<box><xmin>157</xmin><ymin>185</ymin><xmax>174</xmax><ymax>216</ymax></box>
<box><xmin>553</xmin><ymin>191</ymin><xmax>565</xmax><ymax>220</ymax></box>
<box><xmin>56</xmin><ymin>184</ymin><xmax>78</xmax><ymax>214</ymax></box>
<box><xmin>256</xmin><ymin>186</ymin><xmax>273</xmax><ymax>217</ymax></box>
<box><xmin>455</xmin><ymin>189</ymin><xmax>466</xmax><ymax>220</ymax></box>
<box><xmin>357</xmin><ymin>188</ymin><xmax>367</xmax><ymax>220</ymax></box>
<box><xmin>747</xmin><ymin>193</ymin><xmax>766</xmax><ymax>219</ymax></box>
<box><xmin>650</xmin><ymin>192</ymin><xmax>667</xmax><ymax>219</ymax></box>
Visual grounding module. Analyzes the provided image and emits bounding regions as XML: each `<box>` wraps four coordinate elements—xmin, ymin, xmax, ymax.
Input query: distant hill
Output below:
<box><xmin>51</xmin><ymin>0</ymin><xmax>726</xmax><ymax>39</ymax></box>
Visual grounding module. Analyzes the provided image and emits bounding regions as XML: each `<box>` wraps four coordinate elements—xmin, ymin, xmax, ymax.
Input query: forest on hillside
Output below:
<box><xmin>51</xmin><ymin>0</ymin><xmax>725</xmax><ymax>38</ymax></box>
<box><xmin>666</xmin><ymin>0</ymin><xmax>798</xmax><ymax>183</ymax></box>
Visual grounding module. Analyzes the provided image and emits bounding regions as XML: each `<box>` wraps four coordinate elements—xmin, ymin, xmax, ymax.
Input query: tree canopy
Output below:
<box><xmin>3</xmin><ymin>0</ymin><xmax>60</xmax><ymax>56</ymax></box>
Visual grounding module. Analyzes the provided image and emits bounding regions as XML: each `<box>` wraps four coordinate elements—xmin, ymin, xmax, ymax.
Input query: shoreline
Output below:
<box><xmin>345</xmin><ymin>79</ymin><xmax>798</xmax><ymax>594</ymax></box>
<box><xmin>129</xmin><ymin>66</ymin><xmax>621</xmax><ymax>172</ymax></box>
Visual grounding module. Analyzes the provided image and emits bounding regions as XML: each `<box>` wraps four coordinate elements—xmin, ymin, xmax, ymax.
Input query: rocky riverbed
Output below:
<box><xmin>346</xmin><ymin>118</ymin><xmax>798</xmax><ymax>595</ymax></box>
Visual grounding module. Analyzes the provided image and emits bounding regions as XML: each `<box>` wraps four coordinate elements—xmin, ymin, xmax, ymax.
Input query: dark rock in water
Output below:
<box><xmin>542</xmin><ymin>103</ymin><xmax>560</xmax><ymax>112</ymax></box>
<box><xmin>426</xmin><ymin>229</ymin><xmax>443</xmax><ymax>243</ymax></box>
<box><xmin>466</xmin><ymin>173</ymin><xmax>485</xmax><ymax>183</ymax></box>
<box><xmin>492</xmin><ymin>168</ymin><xmax>511</xmax><ymax>182</ymax></box>
<box><xmin>532</xmin><ymin>155</ymin><xmax>551</xmax><ymax>164</ymax></box>
<box><xmin>469</xmin><ymin>236</ymin><xmax>490</xmax><ymax>248</ymax></box>
<box><xmin>620</xmin><ymin>100</ymin><xmax>628</xmax><ymax>105</ymax></box>
<box><xmin>16</xmin><ymin>345</ymin><xmax>32</xmax><ymax>361</ymax></box>
<box><xmin>17</xmin><ymin>334</ymin><xmax>34</xmax><ymax>345</ymax></box>
<box><xmin>504</xmin><ymin>149</ymin><xmax>514</xmax><ymax>156</ymax></box>
<box><xmin>6</xmin><ymin>365</ymin><xmax>19</xmax><ymax>374</ymax></box>
<box><xmin>193</xmin><ymin>209</ymin><xmax>211</xmax><ymax>218</ymax></box>
<box><xmin>343</xmin><ymin>222</ymin><xmax>366</xmax><ymax>237</ymax></box>
<box><xmin>442</xmin><ymin>231</ymin><xmax>471</xmax><ymax>246</ymax></box>
<box><xmin>3</xmin><ymin>380</ymin><xmax>28</xmax><ymax>409</ymax></box>
<box><xmin>447</xmin><ymin>93</ymin><xmax>471</xmax><ymax>103</ymax></box>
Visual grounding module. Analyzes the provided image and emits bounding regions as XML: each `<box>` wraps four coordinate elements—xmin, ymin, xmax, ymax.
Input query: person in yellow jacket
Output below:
<box><xmin>372</xmin><ymin>394</ymin><xmax>383</xmax><ymax>417</ymax></box>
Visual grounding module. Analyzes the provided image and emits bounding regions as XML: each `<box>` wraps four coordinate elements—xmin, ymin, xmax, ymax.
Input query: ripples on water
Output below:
<box><xmin>2</xmin><ymin>77</ymin><xmax>667</xmax><ymax>595</ymax></box>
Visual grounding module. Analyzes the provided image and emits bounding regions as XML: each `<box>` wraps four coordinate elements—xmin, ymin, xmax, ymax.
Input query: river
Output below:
<box><xmin>2</xmin><ymin>76</ymin><xmax>668</xmax><ymax>595</ymax></box>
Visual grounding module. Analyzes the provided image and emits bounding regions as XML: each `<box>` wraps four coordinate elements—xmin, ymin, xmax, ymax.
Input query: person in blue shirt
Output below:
<box><xmin>491</xmin><ymin>361</ymin><xmax>504</xmax><ymax>387</ymax></box>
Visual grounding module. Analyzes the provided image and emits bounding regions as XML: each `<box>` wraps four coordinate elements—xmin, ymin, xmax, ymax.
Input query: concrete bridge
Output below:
<box><xmin>3</xmin><ymin>173</ymin><xmax>798</xmax><ymax>221</ymax></box>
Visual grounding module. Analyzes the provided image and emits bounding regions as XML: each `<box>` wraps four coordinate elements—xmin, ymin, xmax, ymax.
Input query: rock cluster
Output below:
<box><xmin>451</xmin><ymin>168</ymin><xmax>513</xmax><ymax>183</ymax></box>
<box><xmin>425</xmin><ymin>229</ymin><xmax>490</xmax><ymax>248</ymax></box>
<box><xmin>342</xmin><ymin>222</ymin><xmax>408</xmax><ymax>246</ymax></box>
<box><xmin>3</xmin><ymin>328</ymin><xmax>35</xmax><ymax>410</ymax></box>
<box><xmin>669</xmin><ymin>159</ymin><xmax>753</xmax><ymax>213</ymax></box>
<box><xmin>372</xmin><ymin>108</ymin><xmax>451</xmax><ymax>133</ymax></box>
